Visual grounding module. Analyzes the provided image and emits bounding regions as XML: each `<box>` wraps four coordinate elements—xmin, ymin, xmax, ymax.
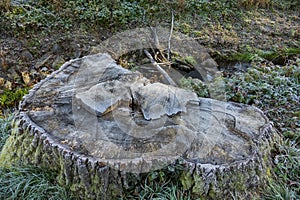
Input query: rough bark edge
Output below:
<box><xmin>18</xmin><ymin>54</ymin><xmax>85</xmax><ymax>110</ymax></box>
<box><xmin>180</xmin><ymin>121</ymin><xmax>280</xmax><ymax>199</ymax></box>
<box><xmin>0</xmin><ymin>110</ymin><xmax>281</xmax><ymax>199</ymax></box>
<box><xmin>0</xmin><ymin>53</ymin><xmax>281</xmax><ymax>199</ymax></box>
<box><xmin>0</xmin><ymin>116</ymin><xmax>124</xmax><ymax>199</ymax></box>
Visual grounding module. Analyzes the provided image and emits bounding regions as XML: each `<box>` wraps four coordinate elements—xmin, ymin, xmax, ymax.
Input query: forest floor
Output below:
<box><xmin>0</xmin><ymin>1</ymin><xmax>299</xmax><ymax>111</ymax></box>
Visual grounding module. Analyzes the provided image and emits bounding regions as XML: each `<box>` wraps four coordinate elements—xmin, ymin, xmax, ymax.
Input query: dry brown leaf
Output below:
<box><xmin>21</xmin><ymin>71</ymin><xmax>31</xmax><ymax>85</ymax></box>
<box><xmin>4</xmin><ymin>80</ymin><xmax>12</xmax><ymax>90</ymax></box>
<box><xmin>0</xmin><ymin>77</ymin><xmax>5</xmax><ymax>86</ymax></box>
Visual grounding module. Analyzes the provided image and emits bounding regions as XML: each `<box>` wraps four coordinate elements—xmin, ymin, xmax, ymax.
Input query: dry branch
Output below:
<box><xmin>167</xmin><ymin>10</ymin><xmax>174</xmax><ymax>62</ymax></box>
<box><xmin>144</xmin><ymin>49</ymin><xmax>177</xmax><ymax>86</ymax></box>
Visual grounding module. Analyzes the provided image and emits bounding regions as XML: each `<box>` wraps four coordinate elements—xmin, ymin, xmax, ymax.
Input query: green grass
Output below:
<box><xmin>263</xmin><ymin>179</ymin><xmax>298</xmax><ymax>200</ymax></box>
<box><xmin>121</xmin><ymin>164</ymin><xmax>191</xmax><ymax>200</ymax></box>
<box><xmin>1</xmin><ymin>0</ymin><xmax>298</xmax><ymax>32</ymax></box>
<box><xmin>0</xmin><ymin>114</ymin><xmax>72</xmax><ymax>200</ymax></box>
<box><xmin>138</xmin><ymin>183</ymin><xmax>190</xmax><ymax>200</ymax></box>
<box><xmin>225</xmin><ymin>58</ymin><xmax>300</xmax><ymax>133</ymax></box>
<box><xmin>261</xmin><ymin>136</ymin><xmax>299</xmax><ymax>200</ymax></box>
<box><xmin>0</xmin><ymin>165</ymin><xmax>71</xmax><ymax>200</ymax></box>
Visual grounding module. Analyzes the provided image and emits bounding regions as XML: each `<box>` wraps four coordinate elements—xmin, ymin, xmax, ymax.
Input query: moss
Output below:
<box><xmin>266</xmin><ymin>167</ymin><xmax>272</xmax><ymax>178</ymax></box>
<box><xmin>208</xmin><ymin>183</ymin><xmax>217</xmax><ymax>199</ymax></box>
<box><xmin>33</xmin><ymin>143</ymin><xmax>42</xmax><ymax>165</ymax></box>
<box><xmin>180</xmin><ymin>171</ymin><xmax>194</xmax><ymax>190</ymax></box>
<box><xmin>258</xmin><ymin>48</ymin><xmax>300</xmax><ymax>64</ymax></box>
<box><xmin>234</xmin><ymin>171</ymin><xmax>247</xmax><ymax>191</ymax></box>
<box><xmin>90</xmin><ymin>174</ymin><xmax>103</xmax><ymax>198</ymax></box>
<box><xmin>0</xmin><ymin>136</ymin><xmax>17</xmax><ymax>168</ymax></box>
<box><xmin>215</xmin><ymin>48</ymin><xmax>300</xmax><ymax>64</ymax></box>
<box><xmin>184</xmin><ymin>56</ymin><xmax>198</xmax><ymax>66</ymax></box>
<box><xmin>0</xmin><ymin>88</ymin><xmax>29</xmax><ymax>109</ymax></box>
<box><xmin>0</xmin><ymin>120</ymin><xmax>22</xmax><ymax>168</ymax></box>
<box><xmin>179</xmin><ymin>23</ymin><xmax>193</xmax><ymax>34</ymax></box>
<box><xmin>191</xmin><ymin>174</ymin><xmax>205</xmax><ymax>196</ymax></box>
<box><xmin>0</xmin><ymin>120</ymin><xmax>90</xmax><ymax>197</ymax></box>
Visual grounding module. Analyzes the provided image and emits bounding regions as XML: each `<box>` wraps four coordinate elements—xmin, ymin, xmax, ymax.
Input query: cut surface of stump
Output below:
<box><xmin>0</xmin><ymin>54</ymin><xmax>279</xmax><ymax>199</ymax></box>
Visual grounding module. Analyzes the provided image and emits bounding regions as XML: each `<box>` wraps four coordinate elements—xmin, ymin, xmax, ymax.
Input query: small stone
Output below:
<box><xmin>41</xmin><ymin>67</ymin><xmax>48</xmax><ymax>72</ymax></box>
<box><xmin>52</xmin><ymin>56</ymin><xmax>65</xmax><ymax>70</ymax></box>
<box><xmin>21</xmin><ymin>50</ymin><xmax>34</xmax><ymax>62</ymax></box>
<box><xmin>52</xmin><ymin>43</ymin><xmax>62</xmax><ymax>54</ymax></box>
<box><xmin>74</xmin><ymin>50</ymin><xmax>82</xmax><ymax>58</ymax></box>
<box><xmin>7</xmin><ymin>68</ymin><xmax>19</xmax><ymax>79</ymax></box>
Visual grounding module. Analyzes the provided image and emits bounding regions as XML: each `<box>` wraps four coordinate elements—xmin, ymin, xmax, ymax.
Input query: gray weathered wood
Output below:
<box><xmin>0</xmin><ymin>54</ymin><xmax>280</xmax><ymax>199</ymax></box>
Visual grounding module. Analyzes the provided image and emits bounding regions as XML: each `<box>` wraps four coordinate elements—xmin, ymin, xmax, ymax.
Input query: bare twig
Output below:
<box><xmin>167</xmin><ymin>10</ymin><xmax>174</xmax><ymax>62</ymax></box>
<box><xmin>149</xmin><ymin>27</ymin><xmax>168</xmax><ymax>63</ymax></box>
<box><xmin>144</xmin><ymin>49</ymin><xmax>177</xmax><ymax>86</ymax></box>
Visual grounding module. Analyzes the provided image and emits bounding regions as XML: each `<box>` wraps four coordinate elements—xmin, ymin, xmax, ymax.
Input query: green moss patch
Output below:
<box><xmin>0</xmin><ymin>88</ymin><xmax>29</xmax><ymax>110</ymax></box>
<box><xmin>215</xmin><ymin>48</ymin><xmax>300</xmax><ymax>64</ymax></box>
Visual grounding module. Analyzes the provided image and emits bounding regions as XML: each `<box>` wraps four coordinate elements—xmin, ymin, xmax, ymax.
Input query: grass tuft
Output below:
<box><xmin>0</xmin><ymin>165</ymin><xmax>71</xmax><ymax>200</ymax></box>
<box><xmin>0</xmin><ymin>114</ymin><xmax>72</xmax><ymax>199</ymax></box>
<box><xmin>263</xmin><ymin>179</ymin><xmax>298</xmax><ymax>200</ymax></box>
<box><xmin>121</xmin><ymin>163</ymin><xmax>190</xmax><ymax>200</ymax></box>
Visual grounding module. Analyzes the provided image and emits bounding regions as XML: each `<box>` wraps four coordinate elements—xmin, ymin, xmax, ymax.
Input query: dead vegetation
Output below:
<box><xmin>0</xmin><ymin>0</ymin><xmax>10</xmax><ymax>11</ymax></box>
<box><xmin>238</xmin><ymin>0</ymin><xmax>271</xmax><ymax>8</ymax></box>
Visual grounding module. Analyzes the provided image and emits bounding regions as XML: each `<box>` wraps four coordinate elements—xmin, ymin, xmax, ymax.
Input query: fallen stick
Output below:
<box><xmin>167</xmin><ymin>10</ymin><xmax>174</xmax><ymax>62</ymax></box>
<box><xmin>149</xmin><ymin>27</ymin><xmax>168</xmax><ymax>63</ymax></box>
<box><xmin>144</xmin><ymin>49</ymin><xmax>177</xmax><ymax>86</ymax></box>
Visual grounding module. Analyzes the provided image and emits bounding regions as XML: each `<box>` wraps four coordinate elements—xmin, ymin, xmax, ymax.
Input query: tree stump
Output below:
<box><xmin>0</xmin><ymin>54</ymin><xmax>279</xmax><ymax>199</ymax></box>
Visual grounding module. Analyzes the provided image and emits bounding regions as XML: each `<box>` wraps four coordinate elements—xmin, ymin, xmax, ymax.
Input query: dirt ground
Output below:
<box><xmin>0</xmin><ymin>3</ymin><xmax>299</xmax><ymax>112</ymax></box>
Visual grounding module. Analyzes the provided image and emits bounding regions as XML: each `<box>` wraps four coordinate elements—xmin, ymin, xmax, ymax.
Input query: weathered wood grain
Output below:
<box><xmin>0</xmin><ymin>54</ymin><xmax>279</xmax><ymax>199</ymax></box>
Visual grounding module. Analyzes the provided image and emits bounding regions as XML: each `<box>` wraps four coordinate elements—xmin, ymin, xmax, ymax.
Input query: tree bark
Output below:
<box><xmin>0</xmin><ymin>54</ymin><xmax>280</xmax><ymax>199</ymax></box>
